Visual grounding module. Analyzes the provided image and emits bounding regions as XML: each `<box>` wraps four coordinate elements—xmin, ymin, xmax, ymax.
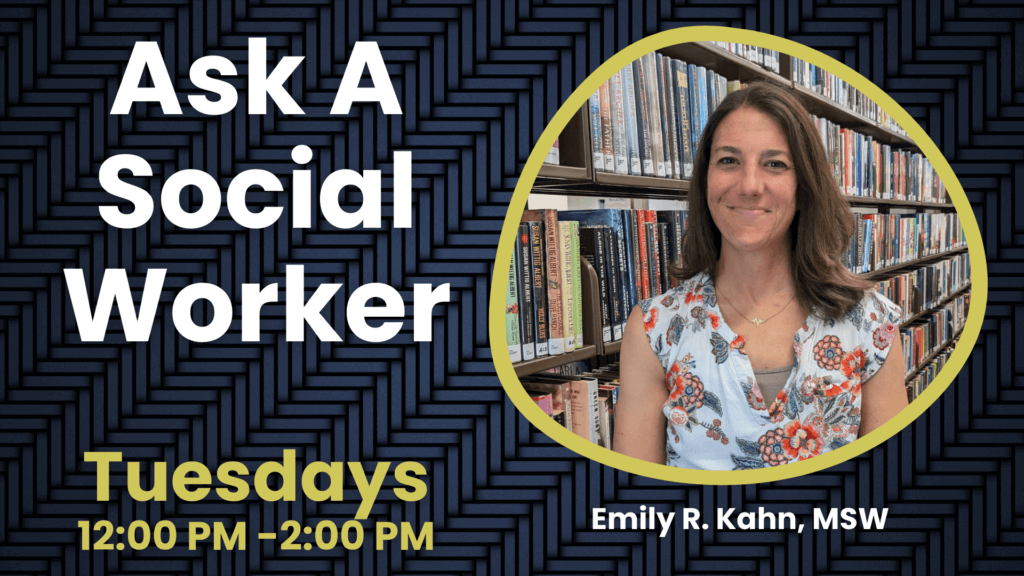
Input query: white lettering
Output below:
<box><xmin>111</xmin><ymin>42</ymin><xmax>181</xmax><ymax>114</ymax></box>
<box><xmin>64</xmin><ymin>269</ymin><xmax>166</xmax><ymax>341</ymax></box>
<box><xmin>286</xmin><ymin>265</ymin><xmax>342</xmax><ymax>342</ymax></box>
<box><xmin>98</xmin><ymin>155</ymin><xmax>154</xmax><ymax>229</ymax></box>
<box><xmin>331</xmin><ymin>42</ymin><xmax>402</xmax><ymax>115</ymax></box>
<box><xmin>248</xmin><ymin>38</ymin><xmax>304</xmax><ymax>115</ymax></box>
<box><xmin>348</xmin><ymin>284</ymin><xmax>404</xmax><ymax>343</ymax></box>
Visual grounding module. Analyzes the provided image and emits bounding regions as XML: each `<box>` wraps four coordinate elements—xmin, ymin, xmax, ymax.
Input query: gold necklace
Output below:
<box><xmin>719</xmin><ymin>289</ymin><xmax>797</xmax><ymax>327</ymax></box>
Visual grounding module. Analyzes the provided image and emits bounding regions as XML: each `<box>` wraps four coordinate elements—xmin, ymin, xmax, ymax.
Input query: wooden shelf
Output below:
<box><xmin>899</xmin><ymin>282</ymin><xmax>971</xmax><ymax>328</ymax></box>
<box><xmin>789</xmin><ymin>84</ymin><xmax>916</xmax><ymax>148</ymax></box>
<box><xmin>537</xmin><ymin>163</ymin><xmax>588</xmax><ymax>181</ymax></box>
<box><xmin>513</xmin><ymin>344</ymin><xmax>599</xmax><ymax>377</ymax></box>
<box><xmin>593</xmin><ymin>171</ymin><xmax>688</xmax><ymax>194</ymax></box>
<box><xmin>603</xmin><ymin>340</ymin><xmax>622</xmax><ymax>355</ymax></box>
<box><xmin>845</xmin><ymin>195</ymin><xmax>954</xmax><ymax>209</ymax></box>
<box><xmin>862</xmin><ymin>247</ymin><xmax>968</xmax><ymax>279</ymax></box>
<box><xmin>905</xmin><ymin>327</ymin><xmax>965</xmax><ymax>382</ymax></box>
<box><xmin>660</xmin><ymin>42</ymin><xmax>791</xmax><ymax>89</ymax></box>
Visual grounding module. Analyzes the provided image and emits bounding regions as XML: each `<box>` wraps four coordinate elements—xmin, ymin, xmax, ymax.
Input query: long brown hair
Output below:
<box><xmin>676</xmin><ymin>81</ymin><xmax>872</xmax><ymax>319</ymax></box>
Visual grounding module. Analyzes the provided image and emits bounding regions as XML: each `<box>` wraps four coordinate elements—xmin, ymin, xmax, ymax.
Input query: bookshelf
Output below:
<box><xmin>515</xmin><ymin>40</ymin><xmax>967</xmax><ymax>378</ymax></box>
<box><xmin>899</xmin><ymin>281</ymin><xmax>971</xmax><ymax>328</ymax></box>
<box><xmin>906</xmin><ymin>327</ymin><xmax>964</xmax><ymax>381</ymax></box>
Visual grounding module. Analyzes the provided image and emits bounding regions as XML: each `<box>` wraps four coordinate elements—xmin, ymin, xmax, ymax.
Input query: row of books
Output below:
<box><xmin>906</xmin><ymin>339</ymin><xmax>959</xmax><ymax>402</ymax></box>
<box><xmin>709</xmin><ymin>41</ymin><xmax>782</xmax><ymax>75</ymax></box>
<box><xmin>813</xmin><ymin>114</ymin><xmax>945</xmax><ymax>203</ymax></box>
<box><xmin>902</xmin><ymin>291</ymin><xmax>970</xmax><ymax>382</ymax></box>
<box><xmin>506</xmin><ymin>213</ymin><xmax>582</xmax><ymax>364</ymax></box>
<box><xmin>587</xmin><ymin>52</ymin><xmax>739</xmax><ymax>180</ymax></box>
<box><xmin>875</xmin><ymin>252</ymin><xmax>970</xmax><ymax>324</ymax></box>
<box><xmin>506</xmin><ymin>207</ymin><xmax>690</xmax><ymax>363</ymax></box>
<box><xmin>793</xmin><ymin>57</ymin><xmax>906</xmax><ymax>136</ymax></box>
<box><xmin>844</xmin><ymin>211</ymin><xmax>966</xmax><ymax>274</ymax></box>
<box><xmin>522</xmin><ymin>362</ymin><xmax>622</xmax><ymax>449</ymax></box>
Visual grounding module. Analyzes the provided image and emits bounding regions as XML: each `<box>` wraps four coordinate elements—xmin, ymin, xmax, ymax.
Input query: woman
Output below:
<box><xmin>613</xmin><ymin>82</ymin><xmax>908</xmax><ymax>470</ymax></box>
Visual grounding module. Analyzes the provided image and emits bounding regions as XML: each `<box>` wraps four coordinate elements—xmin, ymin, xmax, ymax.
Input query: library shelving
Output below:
<box><xmin>512</xmin><ymin>40</ymin><xmax>967</xmax><ymax>389</ymax></box>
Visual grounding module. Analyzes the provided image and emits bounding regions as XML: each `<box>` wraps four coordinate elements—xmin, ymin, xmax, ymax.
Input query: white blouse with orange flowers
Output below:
<box><xmin>640</xmin><ymin>271</ymin><xmax>902</xmax><ymax>470</ymax></box>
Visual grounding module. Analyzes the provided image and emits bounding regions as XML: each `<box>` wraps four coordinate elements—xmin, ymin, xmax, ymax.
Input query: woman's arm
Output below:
<box><xmin>859</xmin><ymin>335</ymin><xmax>909</xmax><ymax>436</ymax></box>
<box><xmin>612</xmin><ymin>306</ymin><xmax>669</xmax><ymax>464</ymax></box>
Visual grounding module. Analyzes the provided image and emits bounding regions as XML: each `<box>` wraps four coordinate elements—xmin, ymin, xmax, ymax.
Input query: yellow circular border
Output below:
<box><xmin>488</xmin><ymin>27</ymin><xmax>987</xmax><ymax>485</ymax></box>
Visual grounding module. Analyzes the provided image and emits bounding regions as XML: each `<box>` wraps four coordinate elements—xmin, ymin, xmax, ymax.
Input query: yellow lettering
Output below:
<box><xmin>214</xmin><ymin>522</ymin><xmax>245</xmax><ymax>550</ymax></box>
<box><xmin>254</xmin><ymin>449</ymin><xmax>296</xmax><ymax>501</ymax></box>
<box><xmin>349</xmin><ymin>462</ymin><xmax>390</xmax><ymax>520</ymax></box>
<box><xmin>173</xmin><ymin>462</ymin><xmax>212</xmax><ymax>502</ymax></box>
<box><xmin>375</xmin><ymin>522</ymin><xmax>397</xmax><ymax>550</ymax></box>
<box><xmin>188</xmin><ymin>522</ymin><xmax>210</xmax><ymax>550</ymax></box>
<box><xmin>393</xmin><ymin>462</ymin><xmax>427</xmax><ymax>502</ymax></box>
<box><xmin>84</xmin><ymin>452</ymin><xmax>122</xmax><ymax>501</ymax></box>
<box><xmin>127</xmin><ymin>461</ymin><xmax>167</xmax><ymax>501</ymax></box>
<box><xmin>301</xmin><ymin>461</ymin><xmax>346</xmax><ymax>502</ymax></box>
<box><xmin>401</xmin><ymin>522</ymin><xmax>432</xmax><ymax>550</ymax></box>
<box><xmin>215</xmin><ymin>461</ymin><xmax>250</xmax><ymax>501</ymax></box>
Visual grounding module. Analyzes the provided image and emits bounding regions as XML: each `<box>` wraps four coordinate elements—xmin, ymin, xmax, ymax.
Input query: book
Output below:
<box><xmin>610</xmin><ymin>70</ymin><xmax>629</xmax><ymax>175</ymax></box>
<box><xmin>580</xmin><ymin>227</ymin><xmax>612</xmax><ymax>343</ymax></box>
<box><xmin>505</xmin><ymin>258</ymin><xmax>522</xmax><ymax>363</ymax></box>
<box><xmin>588</xmin><ymin>91</ymin><xmax>604</xmax><ymax>171</ymax></box>
<box><xmin>673</xmin><ymin>59</ymin><xmax>694</xmax><ymax>178</ymax></box>
<box><xmin>558</xmin><ymin>221</ymin><xmax>577</xmax><ymax>351</ymax></box>
<box><xmin>517</xmin><ymin>223</ymin><xmax>536</xmax><ymax>361</ymax></box>
<box><xmin>633</xmin><ymin>60</ymin><xmax>655</xmax><ymax>176</ymax></box>
<box><xmin>528</xmin><ymin>221</ymin><xmax>549</xmax><ymax>357</ymax></box>
<box><xmin>599</xmin><ymin>80</ymin><xmax>615</xmax><ymax>172</ymax></box>
<box><xmin>570</xmin><ymin>221</ymin><xmax>584</xmax><ymax>350</ymax></box>
<box><xmin>545</xmin><ymin>139</ymin><xmax>560</xmax><ymax>165</ymax></box>
<box><xmin>621</xmin><ymin>63</ymin><xmax>642</xmax><ymax>176</ymax></box>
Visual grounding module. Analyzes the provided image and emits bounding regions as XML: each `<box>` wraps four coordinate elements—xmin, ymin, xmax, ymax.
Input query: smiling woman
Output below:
<box><xmin>493</xmin><ymin>31</ymin><xmax>982</xmax><ymax>484</ymax></box>
<box><xmin>613</xmin><ymin>82</ymin><xmax>910</xmax><ymax>470</ymax></box>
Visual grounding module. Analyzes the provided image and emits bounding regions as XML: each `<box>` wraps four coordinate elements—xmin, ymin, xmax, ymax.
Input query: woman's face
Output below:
<box><xmin>706</xmin><ymin>106</ymin><xmax>798</xmax><ymax>255</ymax></box>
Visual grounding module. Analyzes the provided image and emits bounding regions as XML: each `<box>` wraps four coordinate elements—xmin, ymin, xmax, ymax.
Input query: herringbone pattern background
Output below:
<box><xmin>0</xmin><ymin>1</ymin><xmax>1020</xmax><ymax>574</ymax></box>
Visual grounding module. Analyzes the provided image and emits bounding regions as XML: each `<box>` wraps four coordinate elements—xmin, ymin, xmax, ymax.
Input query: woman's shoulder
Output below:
<box><xmin>640</xmin><ymin>271</ymin><xmax>712</xmax><ymax>318</ymax></box>
<box><xmin>815</xmin><ymin>289</ymin><xmax>902</xmax><ymax>344</ymax></box>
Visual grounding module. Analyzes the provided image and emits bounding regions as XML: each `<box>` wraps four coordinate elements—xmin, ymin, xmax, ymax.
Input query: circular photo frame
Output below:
<box><xmin>489</xmin><ymin>27</ymin><xmax>986</xmax><ymax>485</ymax></box>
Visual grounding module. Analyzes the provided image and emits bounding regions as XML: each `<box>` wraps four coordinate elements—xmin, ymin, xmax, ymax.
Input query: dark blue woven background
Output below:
<box><xmin>0</xmin><ymin>1</ymin><xmax>1020</xmax><ymax>574</ymax></box>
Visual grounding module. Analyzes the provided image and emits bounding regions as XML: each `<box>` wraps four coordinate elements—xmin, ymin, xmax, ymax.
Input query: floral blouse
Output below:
<box><xmin>640</xmin><ymin>271</ymin><xmax>902</xmax><ymax>470</ymax></box>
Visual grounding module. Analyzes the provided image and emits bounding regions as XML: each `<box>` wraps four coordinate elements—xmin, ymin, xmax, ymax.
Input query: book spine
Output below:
<box><xmin>658</xmin><ymin>222</ymin><xmax>670</xmax><ymax>293</ymax></box>
<box><xmin>633</xmin><ymin>60</ymin><xmax>655</xmax><ymax>176</ymax></box>
<box><xmin>559</xmin><ymin>221</ymin><xmax>577</xmax><ymax>352</ymax></box>
<box><xmin>528</xmin><ymin>221</ymin><xmax>549</xmax><ymax>357</ymax></box>
<box><xmin>603</xmin><ymin>228</ymin><xmax>625</xmax><ymax>341</ymax></box>
<box><xmin>674</xmin><ymin>60</ymin><xmax>694</xmax><ymax>179</ymax></box>
<box><xmin>644</xmin><ymin>54</ymin><xmax>666</xmax><ymax>177</ymax></box>
<box><xmin>545</xmin><ymin>138</ymin><xmax>560</xmax><ymax>165</ymax></box>
<box><xmin>581</xmin><ymin>228</ymin><xmax>612</xmax><ymax>343</ymax></box>
<box><xmin>544</xmin><ymin>211</ymin><xmax>565</xmax><ymax>356</ymax></box>
<box><xmin>636</xmin><ymin>210</ymin><xmax>651</xmax><ymax>299</ymax></box>
<box><xmin>687</xmin><ymin>64</ymin><xmax>701</xmax><ymax>151</ymax></box>
<box><xmin>588</xmin><ymin>91</ymin><xmax>604</xmax><ymax>172</ymax></box>
<box><xmin>571</xmin><ymin>222</ymin><xmax>584</xmax><ymax>348</ymax></box>
<box><xmin>698</xmin><ymin>67</ymin><xmax>709</xmax><ymax>140</ymax></box>
<box><xmin>594</xmin><ymin>229</ymin><xmax>612</xmax><ymax>343</ymax></box>
<box><xmin>657</xmin><ymin>55</ymin><xmax>674</xmax><ymax>178</ymax></box>
<box><xmin>658</xmin><ymin>54</ymin><xmax>680</xmax><ymax>179</ymax></box>
<box><xmin>663</xmin><ymin>56</ymin><xmax>682</xmax><ymax>179</ymax></box>
<box><xmin>611</xmin><ymin>70</ymin><xmax>629</xmax><ymax>175</ymax></box>
<box><xmin>599</xmin><ymin>80</ymin><xmax>615</xmax><ymax>172</ymax></box>
<box><xmin>622</xmin><ymin>207</ymin><xmax>638</xmax><ymax>303</ymax></box>
<box><xmin>621</xmin><ymin>63</ymin><xmax>642</xmax><ymax>176</ymax></box>
<box><xmin>505</xmin><ymin>258</ymin><xmax>522</xmax><ymax>363</ymax></box>
<box><xmin>647</xmin><ymin>221</ymin><xmax>661</xmax><ymax>295</ymax></box>
<box><xmin>517</xmin><ymin>224</ymin><xmax>536</xmax><ymax>361</ymax></box>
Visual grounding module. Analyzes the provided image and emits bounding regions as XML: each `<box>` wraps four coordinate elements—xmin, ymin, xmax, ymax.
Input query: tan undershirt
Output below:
<box><xmin>753</xmin><ymin>366</ymin><xmax>793</xmax><ymax>403</ymax></box>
